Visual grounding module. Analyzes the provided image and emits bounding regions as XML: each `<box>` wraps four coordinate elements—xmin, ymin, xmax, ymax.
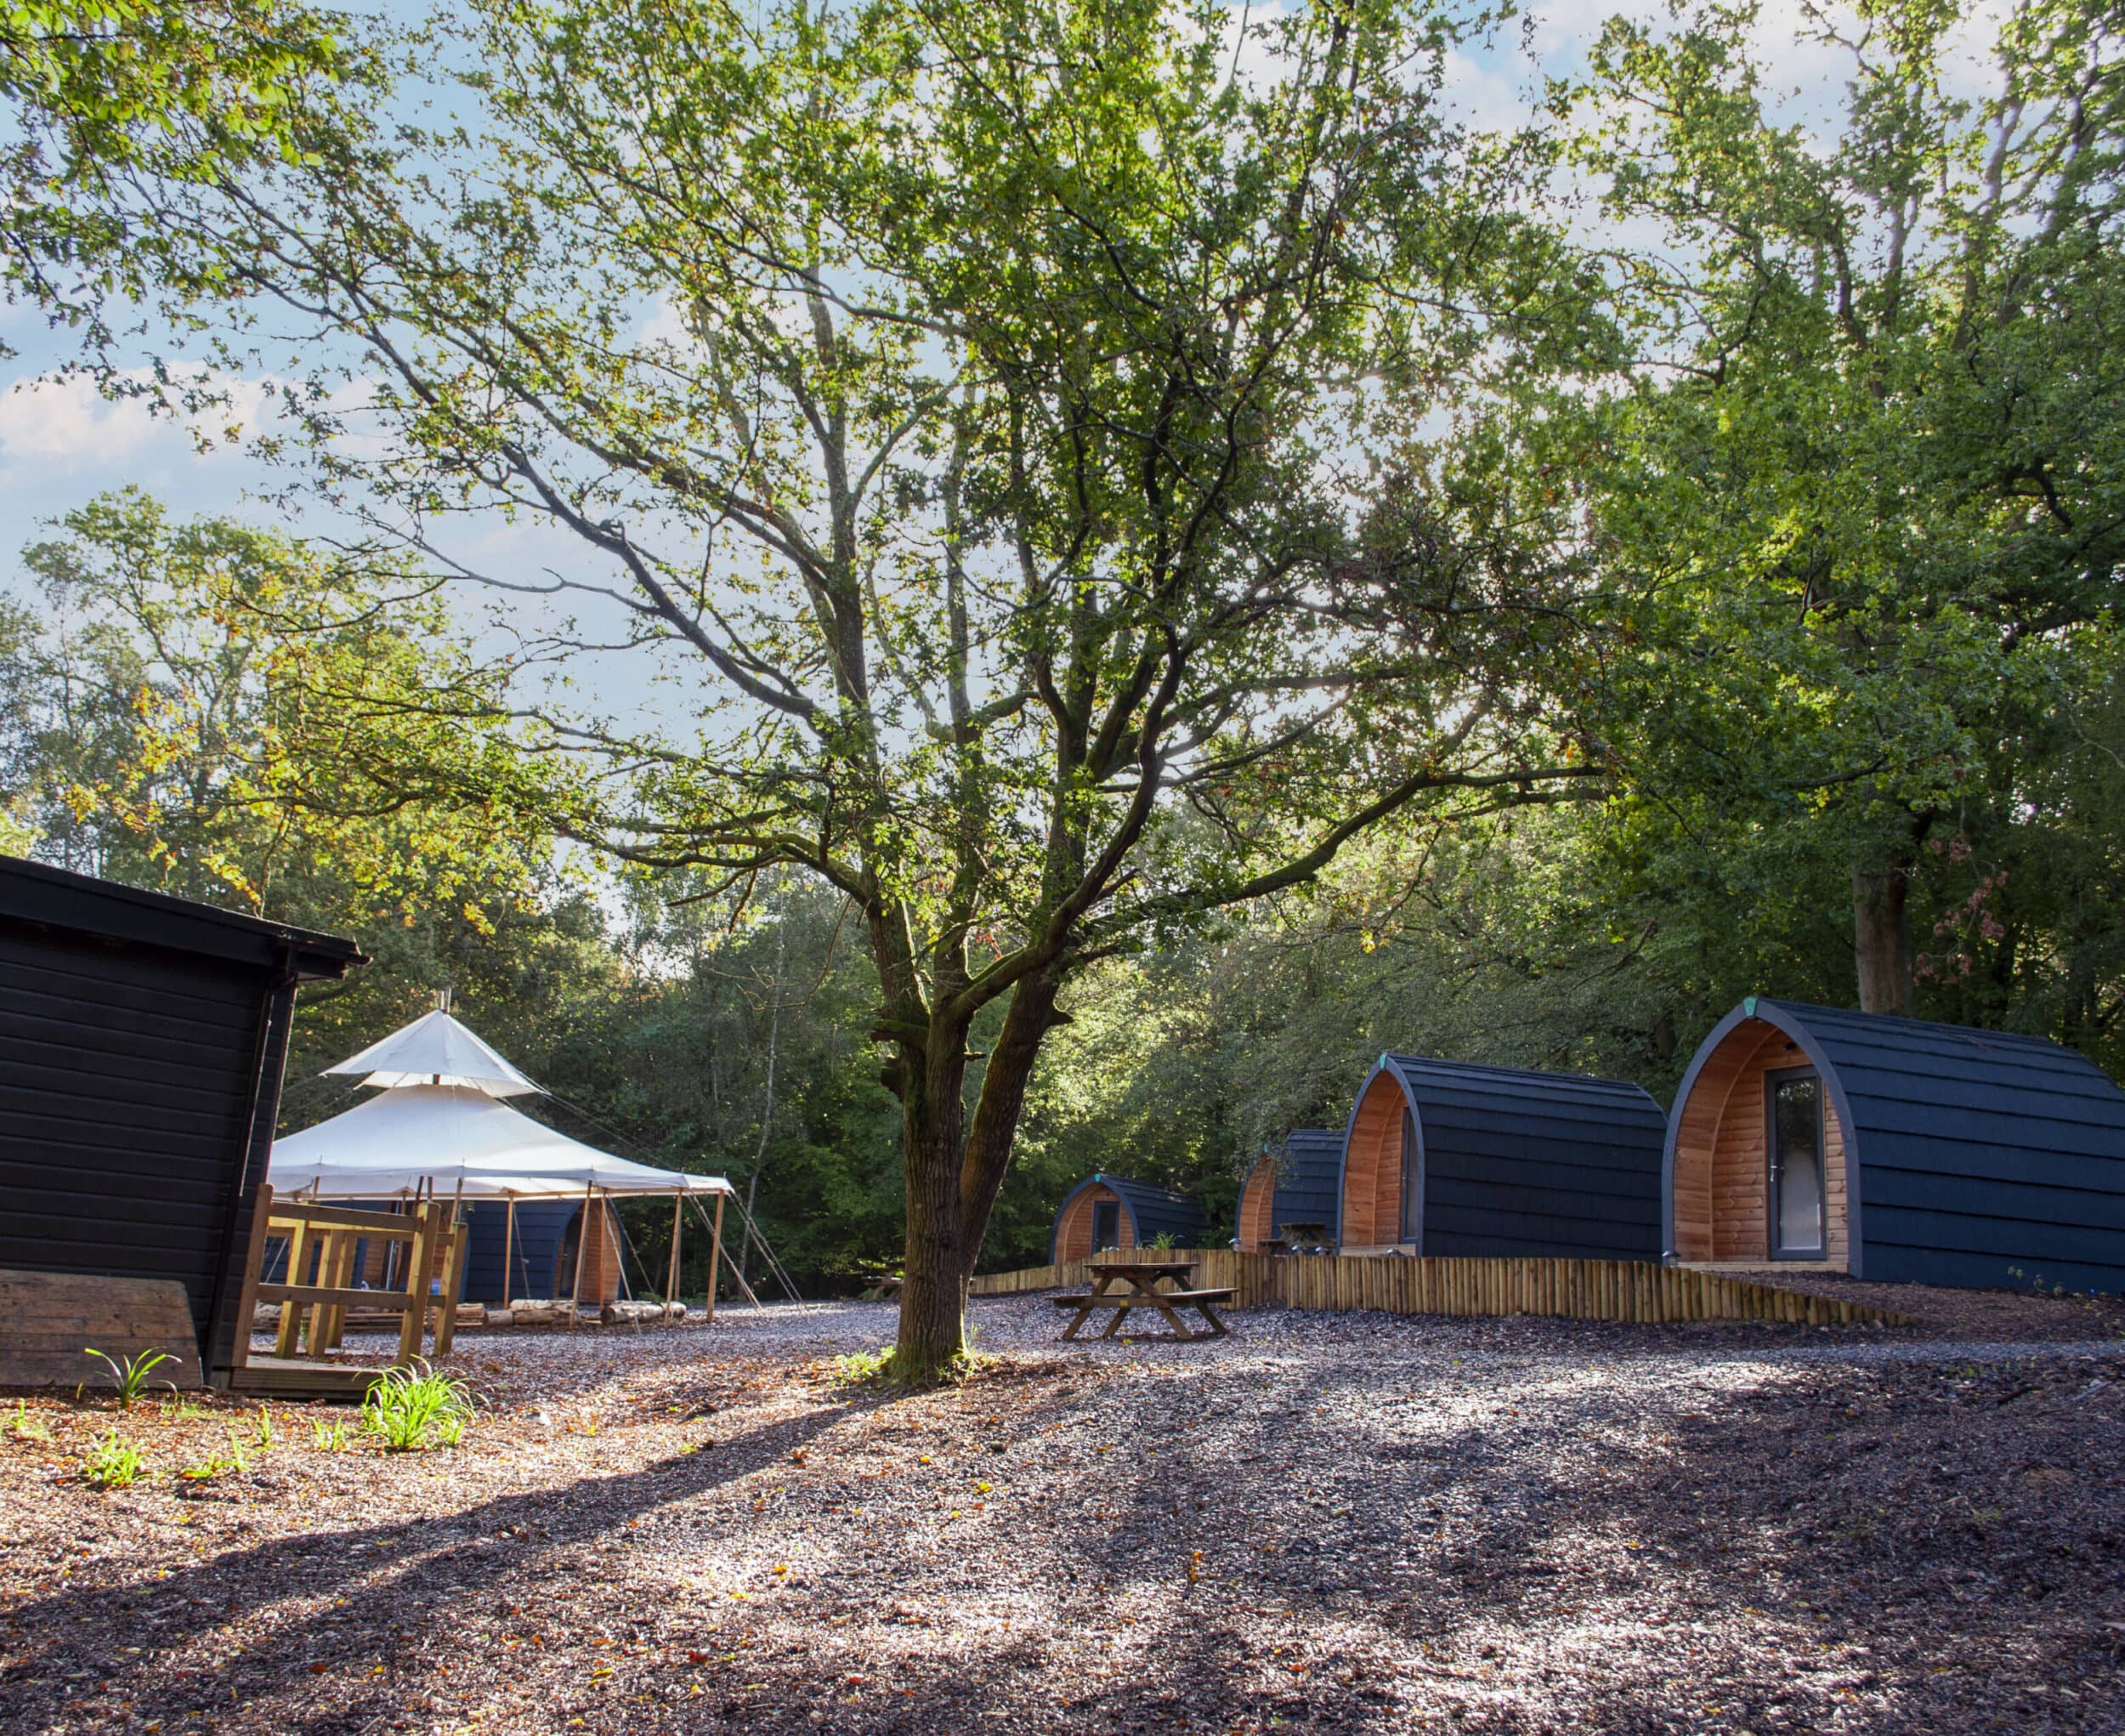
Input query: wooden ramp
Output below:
<box><xmin>971</xmin><ymin>1250</ymin><xmax>1915</xmax><ymax>1327</ymax></box>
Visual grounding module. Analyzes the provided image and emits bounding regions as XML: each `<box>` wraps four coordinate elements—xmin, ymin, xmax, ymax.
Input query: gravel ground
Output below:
<box><xmin>4</xmin><ymin>1292</ymin><xmax>2123</xmax><ymax>1735</ymax></box>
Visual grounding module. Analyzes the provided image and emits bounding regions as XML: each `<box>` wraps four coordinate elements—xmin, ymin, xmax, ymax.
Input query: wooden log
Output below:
<box><xmin>265</xmin><ymin>1202</ymin><xmax>421</xmax><ymax>1236</ymax></box>
<box><xmin>397</xmin><ymin>1200</ymin><xmax>439</xmax><ymax>1364</ymax></box>
<box><xmin>226</xmin><ymin>1183</ymin><xmax>275</xmax><ymax>1379</ymax></box>
<box><xmin>706</xmin><ymin>1194</ymin><xmax>726</xmax><ymax>1323</ymax></box>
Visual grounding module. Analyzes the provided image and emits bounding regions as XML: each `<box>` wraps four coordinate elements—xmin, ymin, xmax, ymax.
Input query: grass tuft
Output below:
<box><xmin>361</xmin><ymin>1360</ymin><xmax>473</xmax><ymax>1452</ymax></box>
<box><xmin>81</xmin><ymin>1347</ymin><xmax>178</xmax><ymax>1410</ymax></box>
<box><xmin>81</xmin><ymin>1429</ymin><xmax>147</xmax><ymax>1489</ymax></box>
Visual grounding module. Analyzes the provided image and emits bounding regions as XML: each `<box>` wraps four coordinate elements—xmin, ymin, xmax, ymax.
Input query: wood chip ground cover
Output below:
<box><xmin>3</xmin><ymin>1293</ymin><xmax>2122</xmax><ymax>1734</ymax></box>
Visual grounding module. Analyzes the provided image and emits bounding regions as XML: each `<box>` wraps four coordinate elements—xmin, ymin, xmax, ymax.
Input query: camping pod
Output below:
<box><xmin>1338</xmin><ymin>1054</ymin><xmax>1666</xmax><ymax>1257</ymax></box>
<box><xmin>1236</xmin><ymin>1131</ymin><xmax>1343</xmax><ymax>1251</ymax></box>
<box><xmin>1666</xmin><ymin>996</ymin><xmax>2125</xmax><ymax>1291</ymax></box>
<box><xmin>1050</xmin><ymin>1174</ymin><xmax>1210</xmax><ymax>1262</ymax></box>
<box><xmin>0</xmin><ymin>857</ymin><xmax>362</xmax><ymax>1387</ymax></box>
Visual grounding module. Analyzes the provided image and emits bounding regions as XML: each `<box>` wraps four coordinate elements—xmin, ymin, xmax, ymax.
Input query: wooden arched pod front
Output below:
<box><xmin>1340</xmin><ymin>1068</ymin><xmax>1420</xmax><ymax>1251</ymax></box>
<box><xmin>1235</xmin><ymin>1157</ymin><xmax>1278</xmax><ymax>1251</ymax></box>
<box><xmin>1668</xmin><ymin>1013</ymin><xmax>1850</xmax><ymax>1268</ymax></box>
<box><xmin>1050</xmin><ymin>1180</ymin><xmax>1132</xmax><ymax>1262</ymax></box>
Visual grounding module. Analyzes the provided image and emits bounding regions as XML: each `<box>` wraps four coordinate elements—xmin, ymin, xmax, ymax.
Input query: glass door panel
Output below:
<box><xmin>1091</xmin><ymin>1200</ymin><xmax>1120</xmax><ymax>1251</ymax></box>
<box><xmin>1769</xmin><ymin>1072</ymin><xmax>1825</xmax><ymax>1258</ymax></box>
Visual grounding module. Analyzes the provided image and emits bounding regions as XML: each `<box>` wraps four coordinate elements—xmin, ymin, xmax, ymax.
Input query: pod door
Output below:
<box><xmin>1766</xmin><ymin>1068</ymin><xmax>1827</xmax><ymax>1258</ymax></box>
<box><xmin>1091</xmin><ymin>1200</ymin><xmax>1121</xmax><ymax>1251</ymax></box>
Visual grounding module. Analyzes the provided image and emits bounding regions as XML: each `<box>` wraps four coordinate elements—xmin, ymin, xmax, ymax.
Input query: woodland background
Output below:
<box><xmin>3</xmin><ymin>0</ymin><xmax>2122</xmax><ymax>1295</ymax></box>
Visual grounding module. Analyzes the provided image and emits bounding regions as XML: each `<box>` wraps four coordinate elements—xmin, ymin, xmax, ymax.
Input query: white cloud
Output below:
<box><xmin>0</xmin><ymin>373</ymin><xmax>162</xmax><ymax>467</ymax></box>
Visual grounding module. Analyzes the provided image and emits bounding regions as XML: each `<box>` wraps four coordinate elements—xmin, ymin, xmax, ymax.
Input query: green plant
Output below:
<box><xmin>82</xmin><ymin>1347</ymin><xmax>177</xmax><ymax>1410</ymax></box>
<box><xmin>360</xmin><ymin>1361</ymin><xmax>473</xmax><ymax>1452</ymax></box>
<box><xmin>81</xmin><ymin>1429</ymin><xmax>146</xmax><ymax>1489</ymax></box>
<box><xmin>830</xmin><ymin>1347</ymin><xmax>893</xmax><ymax>1387</ymax></box>
<box><xmin>179</xmin><ymin>1441</ymin><xmax>246</xmax><ymax>1482</ymax></box>
<box><xmin>247</xmin><ymin>1407</ymin><xmax>277</xmax><ymax>1450</ymax></box>
<box><xmin>8</xmin><ymin>1400</ymin><xmax>52</xmax><ymax>1444</ymax></box>
<box><xmin>159</xmin><ymin>1398</ymin><xmax>205</xmax><ymax>1423</ymax></box>
<box><xmin>311</xmin><ymin>1418</ymin><xmax>348</xmax><ymax>1451</ymax></box>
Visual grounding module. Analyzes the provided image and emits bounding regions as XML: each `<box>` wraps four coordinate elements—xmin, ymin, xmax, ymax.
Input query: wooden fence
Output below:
<box><xmin>969</xmin><ymin>1249</ymin><xmax>1912</xmax><ymax>1327</ymax></box>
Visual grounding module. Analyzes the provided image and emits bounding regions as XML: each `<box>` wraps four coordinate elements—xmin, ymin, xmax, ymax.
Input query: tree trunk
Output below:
<box><xmin>956</xmin><ymin>971</ymin><xmax>1065</xmax><ymax>1276</ymax></box>
<box><xmin>1852</xmin><ymin>862</ymin><xmax>1917</xmax><ymax>1018</ymax></box>
<box><xmin>893</xmin><ymin>1030</ymin><xmax>972</xmax><ymax>1379</ymax></box>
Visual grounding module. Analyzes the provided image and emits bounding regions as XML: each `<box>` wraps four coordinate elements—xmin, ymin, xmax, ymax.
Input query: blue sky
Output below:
<box><xmin>0</xmin><ymin>2</ymin><xmax>2003</xmax><ymax>609</ymax></box>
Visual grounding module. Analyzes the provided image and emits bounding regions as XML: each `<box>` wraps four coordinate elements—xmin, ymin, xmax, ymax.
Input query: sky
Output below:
<box><xmin>0</xmin><ymin>0</ymin><xmax>2013</xmax><ymax>669</ymax></box>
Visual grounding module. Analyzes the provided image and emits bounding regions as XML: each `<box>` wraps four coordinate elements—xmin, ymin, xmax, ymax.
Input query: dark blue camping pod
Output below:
<box><xmin>1338</xmin><ymin>1054</ymin><xmax>1667</xmax><ymax>1257</ymax></box>
<box><xmin>1667</xmin><ymin>996</ymin><xmax>2125</xmax><ymax>1292</ymax></box>
<box><xmin>1050</xmin><ymin>1174</ymin><xmax>1210</xmax><ymax>1262</ymax></box>
<box><xmin>1235</xmin><ymin>1130</ymin><xmax>1343</xmax><ymax>1250</ymax></box>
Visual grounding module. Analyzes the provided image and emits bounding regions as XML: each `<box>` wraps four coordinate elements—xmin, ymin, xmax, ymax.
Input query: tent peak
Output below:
<box><xmin>323</xmin><ymin>1007</ymin><xmax>541</xmax><ymax>1098</ymax></box>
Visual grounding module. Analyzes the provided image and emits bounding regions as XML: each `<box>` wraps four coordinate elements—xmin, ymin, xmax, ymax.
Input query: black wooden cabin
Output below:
<box><xmin>1235</xmin><ymin>1129</ymin><xmax>1344</xmax><ymax>1251</ymax></box>
<box><xmin>1050</xmin><ymin>1174</ymin><xmax>1211</xmax><ymax>1262</ymax></box>
<box><xmin>0</xmin><ymin>857</ymin><xmax>363</xmax><ymax>1383</ymax></box>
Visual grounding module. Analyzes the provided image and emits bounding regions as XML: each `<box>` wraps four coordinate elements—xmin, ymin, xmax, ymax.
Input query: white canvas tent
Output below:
<box><xmin>266</xmin><ymin>1007</ymin><xmax>740</xmax><ymax>1317</ymax></box>
<box><xmin>324</xmin><ymin>1007</ymin><xmax>543</xmax><ymax>1097</ymax></box>
<box><xmin>270</xmin><ymin>1084</ymin><xmax>732</xmax><ymax>1201</ymax></box>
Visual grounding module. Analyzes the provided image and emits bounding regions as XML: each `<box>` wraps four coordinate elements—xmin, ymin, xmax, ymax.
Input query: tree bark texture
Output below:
<box><xmin>1852</xmin><ymin>861</ymin><xmax>1918</xmax><ymax>1018</ymax></box>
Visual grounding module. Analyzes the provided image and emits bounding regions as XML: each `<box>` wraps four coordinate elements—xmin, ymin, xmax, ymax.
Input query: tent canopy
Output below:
<box><xmin>269</xmin><ymin>1083</ymin><xmax>733</xmax><ymax>1201</ymax></box>
<box><xmin>325</xmin><ymin>1008</ymin><xmax>542</xmax><ymax>1097</ymax></box>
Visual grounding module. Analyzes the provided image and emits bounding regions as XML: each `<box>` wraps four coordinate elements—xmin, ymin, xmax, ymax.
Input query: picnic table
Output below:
<box><xmin>1052</xmin><ymin>1256</ymin><xmax>1233</xmax><ymax>1342</ymax></box>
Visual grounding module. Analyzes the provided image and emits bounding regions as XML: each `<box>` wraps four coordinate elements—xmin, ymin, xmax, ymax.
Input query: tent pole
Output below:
<box><xmin>706</xmin><ymin>1193</ymin><xmax>725</xmax><ymax>1324</ymax></box>
<box><xmin>570</xmin><ymin>1178</ymin><xmax>592</xmax><ymax>1325</ymax></box>
<box><xmin>666</xmin><ymin>1194</ymin><xmax>683</xmax><ymax>1310</ymax></box>
<box><xmin>502</xmin><ymin>1196</ymin><xmax>517</xmax><ymax>1311</ymax></box>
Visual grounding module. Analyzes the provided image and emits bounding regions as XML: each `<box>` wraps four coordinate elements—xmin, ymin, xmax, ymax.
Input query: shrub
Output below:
<box><xmin>360</xmin><ymin>1361</ymin><xmax>473</xmax><ymax>1452</ymax></box>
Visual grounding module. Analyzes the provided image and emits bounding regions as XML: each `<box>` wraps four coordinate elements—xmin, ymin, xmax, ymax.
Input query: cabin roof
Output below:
<box><xmin>0</xmin><ymin>854</ymin><xmax>366</xmax><ymax>980</ymax></box>
<box><xmin>1736</xmin><ymin>996</ymin><xmax>2125</xmax><ymax>1161</ymax></box>
<box><xmin>1374</xmin><ymin>1052</ymin><xmax>1669</xmax><ymax>1146</ymax></box>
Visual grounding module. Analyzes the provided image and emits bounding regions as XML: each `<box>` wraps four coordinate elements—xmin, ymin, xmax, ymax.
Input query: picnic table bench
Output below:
<box><xmin>1052</xmin><ymin>1257</ymin><xmax>1233</xmax><ymax>1342</ymax></box>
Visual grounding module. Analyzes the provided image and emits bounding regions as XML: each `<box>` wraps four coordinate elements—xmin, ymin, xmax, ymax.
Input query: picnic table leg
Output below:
<box><xmin>1062</xmin><ymin>1271</ymin><xmax>1115</xmax><ymax>1342</ymax></box>
<box><xmin>1193</xmin><ymin>1299</ymin><xmax>1229</xmax><ymax>1338</ymax></box>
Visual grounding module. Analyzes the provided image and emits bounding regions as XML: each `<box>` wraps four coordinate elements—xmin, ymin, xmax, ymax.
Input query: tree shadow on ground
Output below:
<box><xmin>6</xmin><ymin>1326</ymin><xmax>2122</xmax><ymax>1734</ymax></box>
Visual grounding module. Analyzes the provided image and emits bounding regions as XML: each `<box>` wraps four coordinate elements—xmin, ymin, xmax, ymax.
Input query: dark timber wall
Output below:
<box><xmin>1667</xmin><ymin>997</ymin><xmax>2125</xmax><ymax>1292</ymax></box>
<box><xmin>1339</xmin><ymin>1054</ymin><xmax>1667</xmax><ymax>1259</ymax></box>
<box><xmin>0</xmin><ymin>857</ymin><xmax>361</xmax><ymax>1377</ymax></box>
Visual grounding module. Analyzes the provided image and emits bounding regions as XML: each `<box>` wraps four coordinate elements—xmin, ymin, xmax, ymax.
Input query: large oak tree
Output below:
<box><xmin>105</xmin><ymin>0</ymin><xmax>1595</xmax><ymax>1373</ymax></box>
